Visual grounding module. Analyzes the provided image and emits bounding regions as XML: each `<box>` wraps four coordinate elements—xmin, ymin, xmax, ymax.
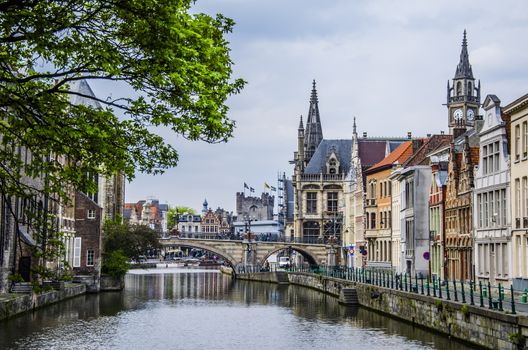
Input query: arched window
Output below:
<box><xmin>303</xmin><ymin>221</ymin><xmax>320</xmax><ymax>243</ymax></box>
<box><xmin>468</xmin><ymin>82</ymin><xmax>472</xmax><ymax>96</ymax></box>
<box><xmin>456</xmin><ymin>81</ymin><xmax>462</xmax><ymax>96</ymax></box>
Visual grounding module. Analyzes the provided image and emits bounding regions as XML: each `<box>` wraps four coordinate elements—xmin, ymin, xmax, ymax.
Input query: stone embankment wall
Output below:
<box><xmin>235</xmin><ymin>271</ymin><xmax>289</xmax><ymax>284</ymax></box>
<box><xmin>237</xmin><ymin>271</ymin><xmax>528</xmax><ymax>350</ymax></box>
<box><xmin>0</xmin><ymin>283</ymin><xmax>86</xmax><ymax>321</ymax></box>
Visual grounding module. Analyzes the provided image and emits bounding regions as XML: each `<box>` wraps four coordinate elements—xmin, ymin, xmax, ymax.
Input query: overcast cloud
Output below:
<box><xmin>96</xmin><ymin>0</ymin><xmax>528</xmax><ymax>212</ymax></box>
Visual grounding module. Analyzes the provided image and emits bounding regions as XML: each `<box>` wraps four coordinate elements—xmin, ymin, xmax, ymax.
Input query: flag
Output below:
<box><xmin>244</xmin><ymin>182</ymin><xmax>249</xmax><ymax>189</ymax></box>
<box><xmin>270</xmin><ymin>186</ymin><xmax>277</xmax><ymax>192</ymax></box>
<box><xmin>250</xmin><ymin>187</ymin><xmax>255</xmax><ymax>193</ymax></box>
<box><xmin>264</xmin><ymin>182</ymin><xmax>270</xmax><ymax>189</ymax></box>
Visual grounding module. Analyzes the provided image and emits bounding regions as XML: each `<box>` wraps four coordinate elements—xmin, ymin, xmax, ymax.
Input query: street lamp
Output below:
<box><xmin>243</xmin><ymin>214</ymin><xmax>257</xmax><ymax>269</ymax></box>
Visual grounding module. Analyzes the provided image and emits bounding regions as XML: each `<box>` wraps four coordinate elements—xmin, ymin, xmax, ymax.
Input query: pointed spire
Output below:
<box><xmin>304</xmin><ymin>79</ymin><xmax>323</xmax><ymax>162</ymax></box>
<box><xmin>310</xmin><ymin>79</ymin><xmax>318</xmax><ymax>104</ymax></box>
<box><xmin>298</xmin><ymin>115</ymin><xmax>304</xmax><ymax>130</ymax></box>
<box><xmin>454</xmin><ymin>29</ymin><xmax>474</xmax><ymax>79</ymax></box>
<box><xmin>353</xmin><ymin>117</ymin><xmax>357</xmax><ymax>136</ymax></box>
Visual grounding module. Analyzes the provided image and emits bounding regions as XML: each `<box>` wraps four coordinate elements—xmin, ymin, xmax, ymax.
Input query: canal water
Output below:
<box><xmin>0</xmin><ymin>268</ymin><xmax>478</xmax><ymax>350</ymax></box>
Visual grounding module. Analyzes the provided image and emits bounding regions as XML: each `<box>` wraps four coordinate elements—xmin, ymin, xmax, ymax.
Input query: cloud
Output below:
<box><xmin>97</xmin><ymin>0</ymin><xmax>528</xmax><ymax>212</ymax></box>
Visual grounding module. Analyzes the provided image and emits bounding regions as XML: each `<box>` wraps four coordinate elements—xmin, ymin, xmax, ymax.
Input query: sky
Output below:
<box><xmin>92</xmin><ymin>0</ymin><xmax>528</xmax><ymax>212</ymax></box>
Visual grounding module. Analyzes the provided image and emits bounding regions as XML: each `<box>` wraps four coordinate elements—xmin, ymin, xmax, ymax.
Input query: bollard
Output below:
<box><xmin>453</xmin><ymin>279</ymin><xmax>458</xmax><ymax>302</ymax></box>
<box><xmin>446</xmin><ymin>279</ymin><xmax>451</xmax><ymax>300</ymax></box>
<box><xmin>511</xmin><ymin>285</ymin><xmax>517</xmax><ymax>314</ymax></box>
<box><xmin>438</xmin><ymin>278</ymin><xmax>443</xmax><ymax>299</ymax></box>
<box><xmin>499</xmin><ymin>284</ymin><xmax>504</xmax><ymax>301</ymax></box>
<box><xmin>469</xmin><ymin>281</ymin><xmax>474</xmax><ymax>305</ymax></box>
<box><xmin>488</xmin><ymin>281</ymin><xmax>493</xmax><ymax>309</ymax></box>
<box><xmin>479</xmin><ymin>280</ymin><xmax>484</xmax><ymax>307</ymax></box>
<box><xmin>432</xmin><ymin>276</ymin><xmax>437</xmax><ymax>297</ymax></box>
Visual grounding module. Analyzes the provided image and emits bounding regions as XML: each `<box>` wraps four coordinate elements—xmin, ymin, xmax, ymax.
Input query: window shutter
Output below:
<box><xmin>73</xmin><ymin>237</ymin><xmax>82</xmax><ymax>267</ymax></box>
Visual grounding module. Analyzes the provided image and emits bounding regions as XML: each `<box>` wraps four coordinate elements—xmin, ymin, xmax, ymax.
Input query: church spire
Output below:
<box><xmin>353</xmin><ymin>117</ymin><xmax>357</xmax><ymax>136</ymax></box>
<box><xmin>454</xmin><ymin>29</ymin><xmax>474</xmax><ymax>79</ymax></box>
<box><xmin>298</xmin><ymin>115</ymin><xmax>304</xmax><ymax>130</ymax></box>
<box><xmin>304</xmin><ymin>79</ymin><xmax>323</xmax><ymax>162</ymax></box>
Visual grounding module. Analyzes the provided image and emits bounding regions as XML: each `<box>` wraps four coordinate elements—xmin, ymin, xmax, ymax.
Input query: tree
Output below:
<box><xmin>167</xmin><ymin>206</ymin><xmax>196</xmax><ymax>229</ymax></box>
<box><xmin>0</xmin><ymin>0</ymin><xmax>245</xmax><ymax>202</ymax></box>
<box><xmin>103</xmin><ymin>221</ymin><xmax>161</xmax><ymax>263</ymax></box>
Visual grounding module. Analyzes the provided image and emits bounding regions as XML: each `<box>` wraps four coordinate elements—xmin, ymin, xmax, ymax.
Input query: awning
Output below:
<box><xmin>18</xmin><ymin>225</ymin><xmax>37</xmax><ymax>246</ymax></box>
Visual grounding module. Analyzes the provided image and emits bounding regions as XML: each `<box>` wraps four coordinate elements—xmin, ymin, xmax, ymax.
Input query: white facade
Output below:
<box><xmin>473</xmin><ymin>95</ymin><xmax>511</xmax><ymax>285</ymax></box>
<box><xmin>391</xmin><ymin>178</ymin><xmax>401</xmax><ymax>272</ymax></box>
<box><xmin>392</xmin><ymin>166</ymin><xmax>432</xmax><ymax>276</ymax></box>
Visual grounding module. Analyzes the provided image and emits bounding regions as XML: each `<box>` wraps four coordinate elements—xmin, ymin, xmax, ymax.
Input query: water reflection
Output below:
<box><xmin>0</xmin><ymin>269</ymin><xmax>478</xmax><ymax>350</ymax></box>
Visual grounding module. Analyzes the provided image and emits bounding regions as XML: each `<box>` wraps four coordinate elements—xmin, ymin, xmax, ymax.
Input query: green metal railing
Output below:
<box><xmin>281</xmin><ymin>265</ymin><xmax>519</xmax><ymax>315</ymax></box>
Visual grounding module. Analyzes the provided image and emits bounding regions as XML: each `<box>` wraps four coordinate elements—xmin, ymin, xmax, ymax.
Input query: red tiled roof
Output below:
<box><xmin>367</xmin><ymin>141</ymin><xmax>413</xmax><ymax>172</ymax></box>
<box><xmin>405</xmin><ymin>135</ymin><xmax>453</xmax><ymax>166</ymax></box>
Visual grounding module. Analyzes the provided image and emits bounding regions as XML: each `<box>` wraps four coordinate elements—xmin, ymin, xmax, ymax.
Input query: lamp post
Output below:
<box><xmin>244</xmin><ymin>214</ymin><xmax>257</xmax><ymax>268</ymax></box>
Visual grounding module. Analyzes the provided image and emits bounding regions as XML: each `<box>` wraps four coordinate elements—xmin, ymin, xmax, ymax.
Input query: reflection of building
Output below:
<box><xmin>474</xmin><ymin>95</ymin><xmax>511</xmax><ymax>286</ymax></box>
<box><xmin>504</xmin><ymin>94</ymin><xmax>528</xmax><ymax>289</ymax></box>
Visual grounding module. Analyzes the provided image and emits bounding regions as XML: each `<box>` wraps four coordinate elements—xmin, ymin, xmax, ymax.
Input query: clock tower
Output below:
<box><xmin>447</xmin><ymin>30</ymin><xmax>481</xmax><ymax>135</ymax></box>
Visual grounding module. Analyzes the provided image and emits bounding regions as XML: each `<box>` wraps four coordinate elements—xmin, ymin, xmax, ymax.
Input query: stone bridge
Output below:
<box><xmin>159</xmin><ymin>237</ymin><xmax>332</xmax><ymax>270</ymax></box>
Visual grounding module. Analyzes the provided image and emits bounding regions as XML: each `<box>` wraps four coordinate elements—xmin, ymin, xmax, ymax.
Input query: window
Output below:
<box><xmin>456</xmin><ymin>81</ymin><xmax>462</xmax><ymax>96</ymax></box>
<box><xmin>515</xmin><ymin>179</ymin><xmax>521</xmax><ymax>227</ymax></box>
<box><xmin>73</xmin><ymin>237</ymin><xmax>81</xmax><ymax>268</ymax></box>
<box><xmin>87</xmin><ymin>249</ymin><xmax>94</xmax><ymax>267</ymax></box>
<box><xmin>370</xmin><ymin>213</ymin><xmax>376</xmax><ymax>229</ymax></box>
<box><xmin>524</xmin><ymin>177</ymin><xmax>528</xmax><ymax>227</ymax></box>
<box><xmin>306</xmin><ymin>192</ymin><xmax>317</xmax><ymax>214</ymax></box>
<box><xmin>493</xmin><ymin>141</ymin><xmax>500</xmax><ymax>171</ymax></box>
<box><xmin>482</xmin><ymin>145</ymin><xmax>488</xmax><ymax>174</ymax></box>
<box><xmin>502</xmin><ymin>189</ymin><xmax>507</xmax><ymax>226</ymax></box>
<box><xmin>522</xmin><ymin>122</ymin><xmax>528</xmax><ymax>158</ymax></box>
<box><xmin>327</xmin><ymin>192</ymin><xmax>338</xmax><ymax>212</ymax></box>
<box><xmin>515</xmin><ymin>125</ymin><xmax>521</xmax><ymax>161</ymax></box>
<box><xmin>87</xmin><ymin>209</ymin><xmax>96</xmax><ymax>219</ymax></box>
<box><xmin>477</xmin><ymin>194</ymin><xmax>482</xmax><ymax>228</ymax></box>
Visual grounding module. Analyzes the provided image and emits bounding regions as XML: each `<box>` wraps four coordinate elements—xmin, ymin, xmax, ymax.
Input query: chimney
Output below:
<box><xmin>426</xmin><ymin>133</ymin><xmax>431</xmax><ymax>137</ymax></box>
<box><xmin>440</xmin><ymin>131</ymin><xmax>445</xmax><ymax>135</ymax></box>
<box><xmin>363</xmin><ymin>132</ymin><xmax>367</xmax><ymax>138</ymax></box>
<box><xmin>412</xmin><ymin>139</ymin><xmax>424</xmax><ymax>152</ymax></box>
<box><xmin>407</xmin><ymin>131</ymin><xmax>412</xmax><ymax>139</ymax></box>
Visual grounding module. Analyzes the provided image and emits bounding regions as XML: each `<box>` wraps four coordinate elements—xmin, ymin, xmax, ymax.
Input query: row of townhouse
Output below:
<box><xmin>0</xmin><ymin>80</ymin><xmax>125</xmax><ymax>294</ymax></box>
<box><xmin>290</xmin><ymin>31</ymin><xmax>528</xmax><ymax>288</ymax></box>
<box><xmin>175</xmin><ymin>200</ymin><xmax>233</xmax><ymax>237</ymax></box>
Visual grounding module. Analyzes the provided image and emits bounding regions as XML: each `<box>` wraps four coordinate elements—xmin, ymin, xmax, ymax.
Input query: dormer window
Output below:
<box><xmin>327</xmin><ymin>157</ymin><xmax>339</xmax><ymax>174</ymax></box>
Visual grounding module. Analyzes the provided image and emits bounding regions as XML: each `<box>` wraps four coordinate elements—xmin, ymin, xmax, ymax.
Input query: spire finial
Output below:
<box><xmin>454</xmin><ymin>30</ymin><xmax>473</xmax><ymax>79</ymax></box>
<box><xmin>298</xmin><ymin>115</ymin><xmax>304</xmax><ymax>129</ymax></box>
<box><xmin>310</xmin><ymin>79</ymin><xmax>318</xmax><ymax>103</ymax></box>
<box><xmin>353</xmin><ymin>117</ymin><xmax>357</xmax><ymax>135</ymax></box>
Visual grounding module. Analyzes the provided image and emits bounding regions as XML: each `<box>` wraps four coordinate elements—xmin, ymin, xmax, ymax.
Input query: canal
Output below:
<box><xmin>0</xmin><ymin>269</ymin><xmax>478</xmax><ymax>349</ymax></box>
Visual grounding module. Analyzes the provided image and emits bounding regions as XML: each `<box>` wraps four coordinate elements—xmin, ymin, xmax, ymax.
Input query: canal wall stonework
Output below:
<box><xmin>285</xmin><ymin>272</ymin><xmax>528</xmax><ymax>350</ymax></box>
<box><xmin>237</xmin><ymin>272</ymin><xmax>527</xmax><ymax>350</ymax></box>
<box><xmin>236</xmin><ymin>271</ymin><xmax>289</xmax><ymax>284</ymax></box>
<box><xmin>0</xmin><ymin>283</ymin><xmax>86</xmax><ymax>321</ymax></box>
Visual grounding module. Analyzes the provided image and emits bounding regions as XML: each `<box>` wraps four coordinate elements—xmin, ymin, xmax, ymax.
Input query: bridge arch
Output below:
<box><xmin>259</xmin><ymin>246</ymin><xmax>320</xmax><ymax>266</ymax></box>
<box><xmin>161</xmin><ymin>241</ymin><xmax>238</xmax><ymax>269</ymax></box>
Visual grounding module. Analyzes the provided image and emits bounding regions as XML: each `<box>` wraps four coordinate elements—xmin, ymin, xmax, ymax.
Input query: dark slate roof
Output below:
<box><xmin>158</xmin><ymin>204</ymin><xmax>169</xmax><ymax>211</ymax></box>
<box><xmin>358</xmin><ymin>140</ymin><xmax>401</xmax><ymax>168</ymax></box>
<box><xmin>305</xmin><ymin>139</ymin><xmax>352</xmax><ymax>174</ymax></box>
<box><xmin>388</xmin><ymin>141</ymin><xmax>403</xmax><ymax>152</ymax></box>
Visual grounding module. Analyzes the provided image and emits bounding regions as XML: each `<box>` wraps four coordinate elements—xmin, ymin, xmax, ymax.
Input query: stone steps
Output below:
<box><xmin>339</xmin><ymin>288</ymin><xmax>359</xmax><ymax>305</ymax></box>
<box><xmin>275</xmin><ymin>272</ymin><xmax>290</xmax><ymax>284</ymax></box>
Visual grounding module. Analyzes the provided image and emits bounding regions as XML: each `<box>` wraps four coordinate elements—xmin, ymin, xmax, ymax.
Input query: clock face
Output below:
<box><xmin>467</xmin><ymin>109</ymin><xmax>475</xmax><ymax>121</ymax></box>
<box><xmin>453</xmin><ymin>109</ymin><xmax>463</xmax><ymax>121</ymax></box>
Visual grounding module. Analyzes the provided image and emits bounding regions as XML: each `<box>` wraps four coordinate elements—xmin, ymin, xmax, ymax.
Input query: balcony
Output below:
<box><xmin>449</xmin><ymin>95</ymin><xmax>479</xmax><ymax>104</ymax></box>
<box><xmin>365</xmin><ymin>198</ymin><xmax>377</xmax><ymax>207</ymax></box>
<box><xmin>300</xmin><ymin>173</ymin><xmax>345</xmax><ymax>182</ymax></box>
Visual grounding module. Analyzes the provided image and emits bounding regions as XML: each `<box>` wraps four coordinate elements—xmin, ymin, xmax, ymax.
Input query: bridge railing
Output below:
<box><xmin>285</xmin><ymin>265</ymin><xmax>521</xmax><ymax>315</ymax></box>
<box><xmin>166</xmin><ymin>234</ymin><xmax>341</xmax><ymax>245</ymax></box>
